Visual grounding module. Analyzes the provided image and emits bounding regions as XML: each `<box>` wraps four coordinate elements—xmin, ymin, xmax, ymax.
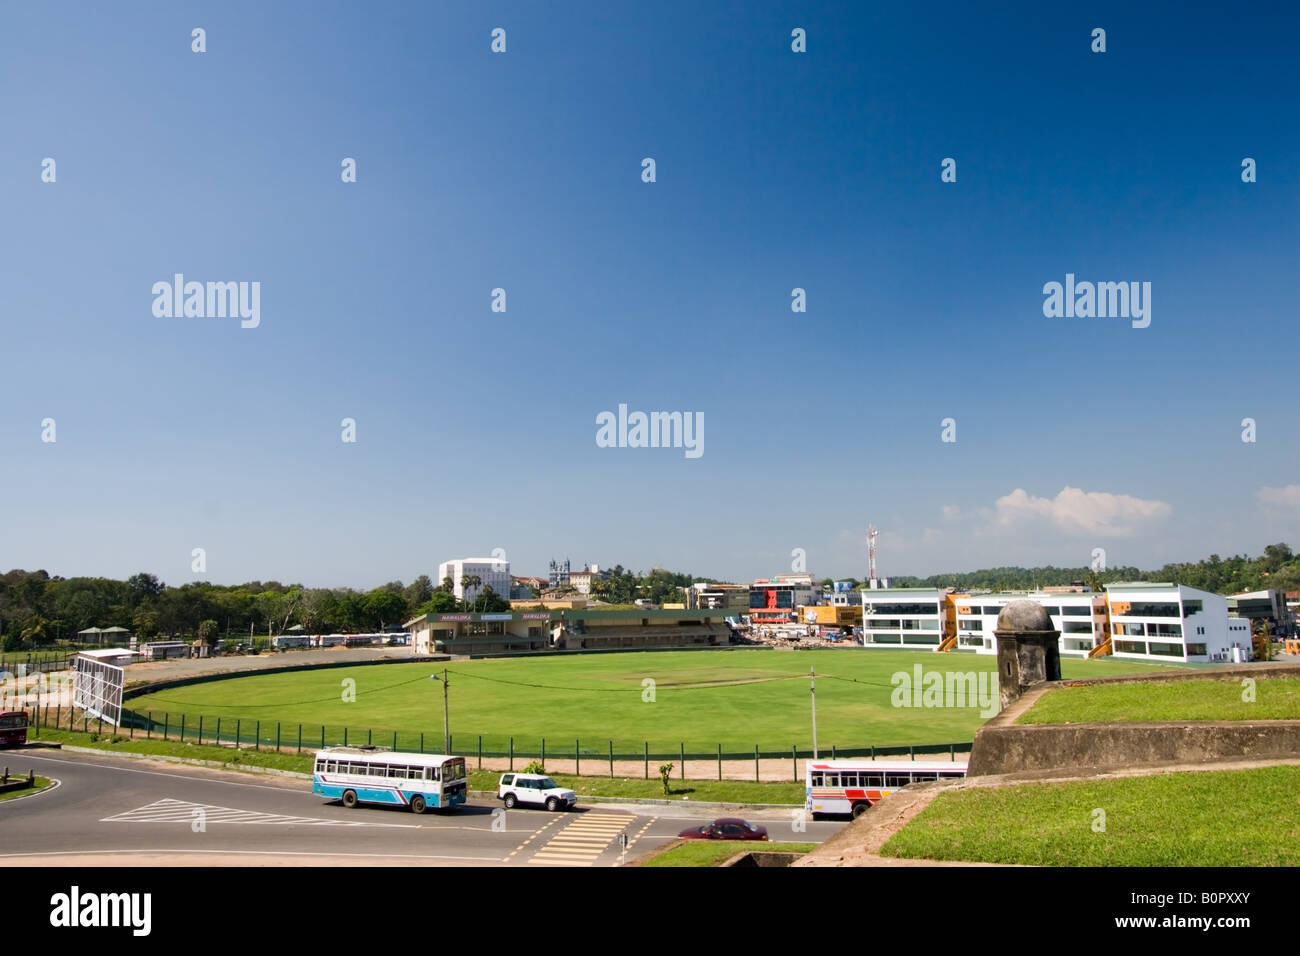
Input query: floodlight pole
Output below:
<box><xmin>442</xmin><ymin>668</ymin><xmax>450</xmax><ymax>753</ymax></box>
<box><xmin>431</xmin><ymin>669</ymin><xmax>450</xmax><ymax>753</ymax></box>
<box><xmin>810</xmin><ymin>666</ymin><xmax>818</xmax><ymax>759</ymax></box>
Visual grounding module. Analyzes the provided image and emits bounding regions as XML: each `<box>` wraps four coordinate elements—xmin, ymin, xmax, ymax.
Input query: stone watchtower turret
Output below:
<box><xmin>993</xmin><ymin>600</ymin><xmax>1062</xmax><ymax>711</ymax></box>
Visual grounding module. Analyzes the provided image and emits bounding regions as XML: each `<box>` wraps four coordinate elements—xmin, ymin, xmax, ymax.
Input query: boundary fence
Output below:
<box><xmin>0</xmin><ymin>654</ymin><xmax>74</xmax><ymax>677</ymax></box>
<box><xmin>18</xmin><ymin>706</ymin><xmax>971</xmax><ymax>783</ymax></box>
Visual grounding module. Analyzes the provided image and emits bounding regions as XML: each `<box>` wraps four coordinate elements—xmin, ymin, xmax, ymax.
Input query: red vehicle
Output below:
<box><xmin>677</xmin><ymin>817</ymin><xmax>768</xmax><ymax>841</ymax></box>
<box><xmin>0</xmin><ymin>711</ymin><xmax>29</xmax><ymax>748</ymax></box>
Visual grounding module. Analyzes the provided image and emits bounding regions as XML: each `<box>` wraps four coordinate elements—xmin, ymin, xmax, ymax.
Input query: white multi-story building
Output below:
<box><xmin>863</xmin><ymin>582</ymin><xmax>1247</xmax><ymax>663</ymax></box>
<box><xmin>953</xmin><ymin>591</ymin><xmax>1109</xmax><ymax>657</ymax></box>
<box><xmin>437</xmin><ymin>558</ymin><xmax>511</xmax><ymax>602</ymax></box>
<box><xmin>1106</xmin><ymin>583</ymin><xmax>1245</xmax><ymax>663</ymax></box>
<box><xmin>568</xmin><ymin>564</ymin><xmax>601</xmax><ymax>594</ymax></box>
<box><xmin>860</xmin><ymin>588</ymin><xmax>947</xmax><ymax>649</ymax></box>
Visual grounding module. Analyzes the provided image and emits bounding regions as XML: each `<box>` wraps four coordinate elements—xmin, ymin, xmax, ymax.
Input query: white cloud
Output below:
<box><xmin>940</xmin><ymin>504</ymin><xmax>961</xmax><ymax>520</ymax></box>
<box><xmin>992</xmin><ymin>486</ymin><xmax>1171</xmax><ymax>538</ymax></box>
<box><xmin>1258</xmin><ymin>485</ymin><xmax>1300</xmax><ymax>513</ymax></box>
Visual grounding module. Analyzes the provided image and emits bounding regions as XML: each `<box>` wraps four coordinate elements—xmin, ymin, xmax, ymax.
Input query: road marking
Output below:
<box><xmin>626</xmin><ymin>815</ymin><xmax>659</xmax><ymax>851</ymax></box>
<box><xmin>0</xmin><ymin>777</ymin><xmax>61</xmax><ymax>806</ymax></box>
<box><xmin>22</xmin><ymin>752</ymin><xmax>312</xmax><ymax>795</ymax></box>
<box><xmin>101</xmin><ymin>798</ymin><xmax>417</xmax><ymax>828</ymax></box>
<box><xmin>0</xmin><ymin>848</ymin><xmax>499</xmax><ymax>863</ymax></box>
<box><xmin>528</xmin><ymin>812</ymin><xmax>636</xmax><ymax>867</ymax></box>
<box><xmin>500</xmin><ymin>812</ymin><xmax>568</xmax><ymax>863</ymax></box>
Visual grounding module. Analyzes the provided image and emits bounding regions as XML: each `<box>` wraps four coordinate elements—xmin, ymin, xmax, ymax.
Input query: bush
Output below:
<box><xmin>659</xmin><ymin>762</ymin><xmax>674</xmax><ymax>795</ymax></box>
<box><xmin>1254</xmin><ymin>624</ymin><xmax>1277</xmax><ymax>662</ymax></box>
<box><xmin>522</xmin><ymin>760</ymin><xmax>546</xmax><ymax>775</ymax></box>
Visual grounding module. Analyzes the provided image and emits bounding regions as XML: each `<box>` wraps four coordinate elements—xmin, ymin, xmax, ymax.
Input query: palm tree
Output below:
<box><xmin>460</xmin><ymin>574</ymin><xmax>482</xmax><ymax>610</ymax></box>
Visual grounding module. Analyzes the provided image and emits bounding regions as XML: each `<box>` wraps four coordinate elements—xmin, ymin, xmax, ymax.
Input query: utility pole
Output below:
<box><xmin>431</xmin><ymin>669</ymin><xmax>451</xmax><ymax>753</ymax></box>
<box><xmin>810</xmin><ymin>666</ymin><xmax>818</xmax><ymax>759</ymax></box>
<box><xmin>443</xmin><ymin>668</ymin><xmax>450</xmax><ymax>753</ymax></box>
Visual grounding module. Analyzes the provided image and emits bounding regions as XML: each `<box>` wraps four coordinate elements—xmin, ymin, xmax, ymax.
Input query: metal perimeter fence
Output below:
<box><xmin>16</xmin><ymin>705</ymin><xmax>971</xmax><ymax>783</ymax></box>
<box><xmin>0</xmin><ymin>654</ymin><xmax>75</xmax><ymax>677</ymax></box>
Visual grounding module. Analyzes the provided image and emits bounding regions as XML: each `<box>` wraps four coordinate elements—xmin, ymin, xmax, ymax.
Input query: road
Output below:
<box><xmin>0</xmin><ymin>751</ymin><xmax>843</xmax><ymax>866</ymax></box>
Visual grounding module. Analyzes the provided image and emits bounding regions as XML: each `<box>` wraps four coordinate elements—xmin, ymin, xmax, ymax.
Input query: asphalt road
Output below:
<box><xmin>0</xmin><ymin>751</ymin><xmax>843</xmax><ymax>866</ymax></box>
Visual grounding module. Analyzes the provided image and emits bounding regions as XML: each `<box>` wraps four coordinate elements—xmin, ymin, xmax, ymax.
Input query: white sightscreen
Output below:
<box><xmin>74</xmin><ymin>657</ymin><xmax>124</xmax><ymax>726</ymax></box>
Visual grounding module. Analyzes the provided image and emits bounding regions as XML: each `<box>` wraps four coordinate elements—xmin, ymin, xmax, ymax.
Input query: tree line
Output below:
<box><xmin>879</xmin><ymin>542</ymin><xmax>1299</xmax><ymax>595</ymax></box>
<box><xmin>0</xmin><ymin>564</ymin><xmax>703</xmax><ymax>652</ymax></box>
<box><xmin>0</xmin><ymin>572</ymin><xmax>438</xmax><ymax>652</ymax></box>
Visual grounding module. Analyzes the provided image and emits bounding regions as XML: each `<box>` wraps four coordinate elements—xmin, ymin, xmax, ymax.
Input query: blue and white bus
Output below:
<box><xmin>313</xmin><ymin>746</ymin><xmax>468</xmax><ymax>814</ymax></box>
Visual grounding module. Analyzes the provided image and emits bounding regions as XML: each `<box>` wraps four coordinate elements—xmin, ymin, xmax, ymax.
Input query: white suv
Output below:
<box><xmin>497</xmin><ymin>773</ymin><xmax>577</xmax><ymax>812</ymax></box>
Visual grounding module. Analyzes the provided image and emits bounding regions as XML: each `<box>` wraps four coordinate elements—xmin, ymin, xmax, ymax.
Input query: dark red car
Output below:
<box><xmin>677</xmin><ymin>817</ymin><xmax>768</xmax><ymax>841</ymax></box>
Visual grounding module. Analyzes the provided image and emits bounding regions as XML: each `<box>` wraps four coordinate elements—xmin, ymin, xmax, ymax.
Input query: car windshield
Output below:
<box><xmin>540</xmin><ymin>778</ymin><xmax>558</xmax><ymax>789</ymax></box>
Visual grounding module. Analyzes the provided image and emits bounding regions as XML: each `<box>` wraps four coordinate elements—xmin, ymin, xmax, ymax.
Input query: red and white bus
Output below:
<box><xmin>0</xmin><ymin>711</ymin><xmax>29</xmax><ymax>748</ymax></box>
<box><xmin>805</xmin><ymin>759</ymin><xmax>966</xmax><ymax>819</ymax></box>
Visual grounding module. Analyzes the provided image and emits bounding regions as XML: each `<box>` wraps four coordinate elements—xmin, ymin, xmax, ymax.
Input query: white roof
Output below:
<box><xmin>315</xmin><ymin>747</ymin><xmax>461</xmax><ymax>767</ymax></box>
<box><xmin>76</xmin><ymin>648</ymin><xmax>139</xmax><ymax>659</ymax></box>
<box><xmin>807</xmin><ymin>758</ymin><xmax>968</xmax><ymax>771</ymax></box>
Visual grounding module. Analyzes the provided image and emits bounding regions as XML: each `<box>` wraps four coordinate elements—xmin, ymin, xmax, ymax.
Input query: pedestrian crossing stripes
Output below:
<box><xmin>528</xmin><ymin>812</ymin><xmax>635</xmax><ymax>867</ymax></box>
<box><xmin>101</xmin><ymin>798</ymin><xmax>416</xmax><ymax>828</ymax></box>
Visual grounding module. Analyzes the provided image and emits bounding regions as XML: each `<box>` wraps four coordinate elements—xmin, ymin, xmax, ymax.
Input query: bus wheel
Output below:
<box><xmin>342</xmin><ymin>790</ymin><xmax>358</xmax><ymax>809</ymax></box>
<box><xmin>410</xmin><ymin>795</ymin><xmax>427</xmax><ymax>814</ymax></box>
<box><xmin>851</xmin><ymin>802</ymin><xmax>870</xmax><ymax>819</ymax></box>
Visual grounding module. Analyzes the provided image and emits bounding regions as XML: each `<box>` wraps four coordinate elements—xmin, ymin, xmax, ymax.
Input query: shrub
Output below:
<box><xmin>522</xmin><ymin>760</ymin><xmax>546</xmax><ymax>775</ymax></box>
<box><xmin>659</xmin><ymin>762</ymin><xmax>674</xmax><ymax>795</ymax></box>
<box><xmin>1254</xmin><ymin>624</ymin><xmax>1276</xmax><ymax>662</ymax></box>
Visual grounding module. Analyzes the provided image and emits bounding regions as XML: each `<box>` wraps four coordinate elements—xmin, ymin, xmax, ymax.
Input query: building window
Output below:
<box><xmin>1147</xmin><ymin>642</ymin><xmax>1184</xmax><ymax>657</ymax></box>
<box><xmin>1122</xmin><ymin>602</ymin><xmax>1181</xmax><ymax>618</ymax></box>
<box><xmin>873</xmin><ymin>602</ymin><xmax>940</xmax><ymax>616</ymax></box>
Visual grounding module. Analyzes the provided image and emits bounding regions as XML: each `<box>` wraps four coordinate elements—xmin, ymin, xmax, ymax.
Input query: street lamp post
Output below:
<box><xmin>810</xmin><ymin>666</ymin><xmax>818</xmax><ymax>759</ymax></box>
<box><xmin>430</xmin><ymin>669</ymin><xmax>450</xmax><ymax>753</ymax></box>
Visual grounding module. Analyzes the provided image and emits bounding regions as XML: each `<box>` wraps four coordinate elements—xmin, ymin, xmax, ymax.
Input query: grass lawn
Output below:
<box><xmin>32</xmin><ymin>727</ymin><xmax>314</xmax><ymax>773</ymax></box>
<box><xmin>881</xmin><ymin>765</ymin><xmax>1300</xmax><ymax>866</ymax></box>
<box><xmin>26</xmin><ymin>727</ymin><xmax>805</xmax><ymax>802</ymax></box>
<box><xmin>467</xmin><ymin>770</ymin><xmax>804</xmax><ymax>804</ymax></box>
<box><xmin>1020</xmin><ymin>677</ymin><xmax>1300</xmax><ymax>724</ymax></box>
<box><xmin>0</xmin><ymin>775</ymin><xmax>53</xmax><ymax>802</ymax></box>
<box><xmin>638</xmin><ymin>840</ymin><xmax>818</xmax><ymax>867</ymax></box>
<box><xmin>123</xmin><ymin>648</ymin><xmax>1182</xmax><ymax>753</ymax></box>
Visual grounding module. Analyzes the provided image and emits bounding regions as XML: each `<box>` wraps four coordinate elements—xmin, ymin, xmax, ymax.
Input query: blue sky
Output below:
<box><xmin>1</xmin><ymin>1</ymin><xmax>1297</xmax><ymax>587</ymax></box>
